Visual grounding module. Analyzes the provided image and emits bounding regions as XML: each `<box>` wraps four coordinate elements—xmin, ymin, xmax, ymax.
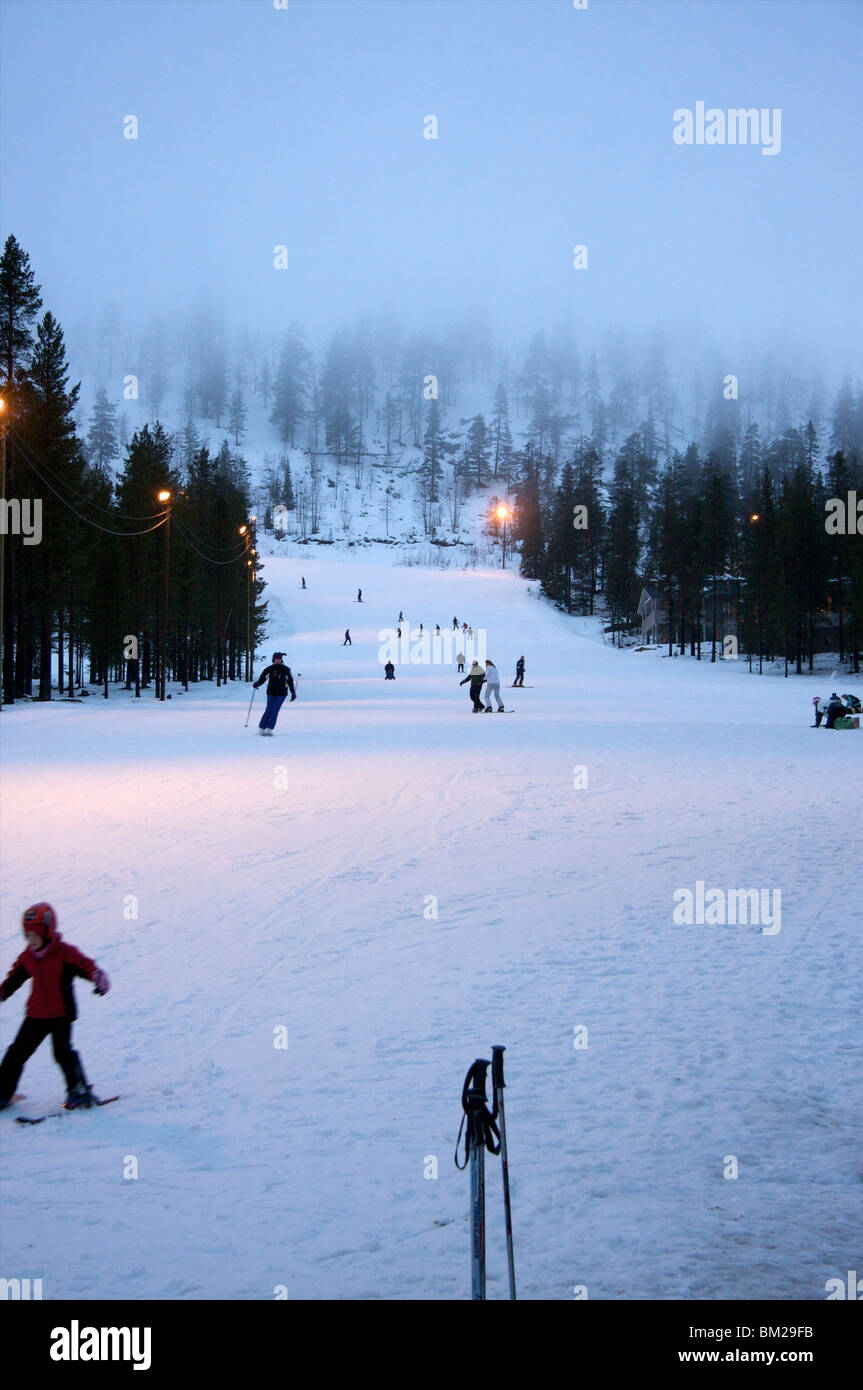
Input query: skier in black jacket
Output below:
<box><xmin>460</xmin><ymin>661</ymin><xmax>486</xmax><ymax>712</ymax></box>
<box><xmin>253</xmin><ymin>653</ymin><xmax>296</xmax><ymax>736</ymax></box>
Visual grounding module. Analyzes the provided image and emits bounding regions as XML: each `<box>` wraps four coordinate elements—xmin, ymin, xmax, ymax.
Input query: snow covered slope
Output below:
<box><xmin>1</xmin><ymin>554</ymin><xmax>860</xmax><ymax>1300</ymax></box>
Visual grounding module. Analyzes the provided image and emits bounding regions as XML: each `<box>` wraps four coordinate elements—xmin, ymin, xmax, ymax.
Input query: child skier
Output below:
<box><xmin>0</xmin><ymin>904</ymin><xmax>110</xmax><ymax>1110</ymax></box>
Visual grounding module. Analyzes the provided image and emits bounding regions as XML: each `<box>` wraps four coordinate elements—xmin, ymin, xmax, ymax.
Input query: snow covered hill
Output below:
<box><xmin>1</xmin><ymin>553</ymin><xmax>860</xmax><ymax>1299</ymax></box>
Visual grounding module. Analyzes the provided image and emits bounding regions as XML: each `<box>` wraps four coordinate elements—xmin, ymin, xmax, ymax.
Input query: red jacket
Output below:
<box><xmin>0</xmin><ymin>933</ymin><xmax>98</xmax><ymax>1020</ymax></box>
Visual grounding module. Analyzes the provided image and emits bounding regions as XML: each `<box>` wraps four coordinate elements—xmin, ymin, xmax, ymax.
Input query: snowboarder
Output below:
<box><xmin>513</xmin><ymin>656</ymin><xmax>525</xmax><ymax>687</ymax></box>
<box><xmin>452</xmin><ymin>617</ymin><xmax>459</xmax><ymax>629</ymax></box>
<box><xmin>357</xmin><ymin>589</ymin><xmax>362</xmax><ymax>603</ymax></box>
<box><xmin>0</xmin><ymin>904</ymin><xmax>110</xmax><ymax>1111</ymax></box>
<box><xmin>301</xmin><ymin>577</ymin><xmax>306</xmax><ymax>589</ymax></box>
<box><xmin>253</xmin><ymin>652</ymin><xmax>295</xmax><ymax>736</ymax></box>
<box><xmin>457</xmin><ymin>651</ymin><xmax>465</xmax><ymax>673</ymax></box>
<box><xmin>344</xmin><ymin>630</ymin><xmax>352</xmax><ymax>646</ymax></box>
<box><xmin>460</xmin><ymin>661</ymin><xmax>486</xmax><ymax>712</ymax></box>
<box><xmin>384</xmin><ymin>661</ymin><xmax>395</xmax><ymax>680</ymax></box>
<box><xmin>484</xmin><ymin>660</ymin><xmax>504</xmax><ymax>712</ymax></box>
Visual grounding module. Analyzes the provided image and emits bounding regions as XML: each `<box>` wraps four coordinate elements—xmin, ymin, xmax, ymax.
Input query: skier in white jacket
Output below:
<box><xmin>484</xmin><ymin>660</ymin><xmax>504</xmax><ymax>712</ymax></box>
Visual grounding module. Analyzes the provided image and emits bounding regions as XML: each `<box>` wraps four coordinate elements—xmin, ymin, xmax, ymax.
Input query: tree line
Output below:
<box><xmin>514</xmin><ymin>427</ymin><xmax>862</xmax><ymax>674</ymax></box>
<box><xmin>0</xmin><ymin>236</ymin><xmax>265</xmax><ymax>704</ymax></box>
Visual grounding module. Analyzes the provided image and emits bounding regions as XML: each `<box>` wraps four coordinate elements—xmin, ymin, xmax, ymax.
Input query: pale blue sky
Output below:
<box><xmin>1</xmin><ymin>0</ymin><xmax>860</xmax><ymax>363</ymax></box>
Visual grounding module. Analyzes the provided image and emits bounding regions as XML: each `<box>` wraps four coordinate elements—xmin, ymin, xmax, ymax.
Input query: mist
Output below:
<box><xmin>2</xmin><ymin>0</ymin><xmax>861</xmax><ymax>378</ymax></box>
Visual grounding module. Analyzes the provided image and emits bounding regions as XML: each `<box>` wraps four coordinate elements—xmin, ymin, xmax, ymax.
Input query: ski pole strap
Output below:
<box><xmin>455</xmin><ymin>1058</ymin><xmax>501</xmax><ymax>1169</ymax></box>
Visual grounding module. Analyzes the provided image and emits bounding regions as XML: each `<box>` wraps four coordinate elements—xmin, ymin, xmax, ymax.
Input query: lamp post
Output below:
<box><xmin>495</xmin><ymin>503</ymin><xmax>511</xmax><ymax>570</ymax></box>
<box><xmin>157</xmin><ymin>490</ymin><xmax>172</xmax><ymax>700</ymax></box>
<box><xmin>240</xmin><ymin>524</ymin><xmax>257</xmax><ymax>682</ymax></box>
<box><xmin>0</xmin><ymin>396</ymin><xmax>6</xmax><ymax>710</ymax></box>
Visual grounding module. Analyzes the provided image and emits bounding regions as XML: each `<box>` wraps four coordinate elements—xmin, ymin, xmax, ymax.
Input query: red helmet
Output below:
<box><xmin>22</xmin><ymin>902</ymin><xmax>57</xmax><ymax>944</ymax></box>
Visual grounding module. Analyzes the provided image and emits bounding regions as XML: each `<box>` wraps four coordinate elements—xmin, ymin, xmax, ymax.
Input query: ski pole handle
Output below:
<box><xmin>492</xmin><ymin>1045</ymin><xmax>506</xmax><ymax>1092</ymax></box>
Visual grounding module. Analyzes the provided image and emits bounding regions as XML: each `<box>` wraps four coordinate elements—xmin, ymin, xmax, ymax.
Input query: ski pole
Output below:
<box><xmin>455</xmin><ymin>1058</ymin><xmax>499</xmax><ymax>1300</ymax></box>
<box><xmin>244</xmin><ymin>686</ymin><xmax>257</xmax><ymax>728</ymax></box>
<box><xmin>492</xmin><ymin>1045</ymin><xmax>516</xmax><ymax>1300</ymax></box>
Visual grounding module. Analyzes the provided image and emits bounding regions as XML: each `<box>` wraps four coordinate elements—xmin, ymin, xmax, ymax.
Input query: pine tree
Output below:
<box><xmin>19</xmin><ymin>311</ymin><xmax>85</xmax><ymax>697</ymax></box>
<box><xmin>490</xmin><ymin>383</ymin><xmax>514</xmax><ymax>481</ymax></box>
<box><xmin>0</xmin><ymin>234</ymin><xmax>43</xmax><ymax>388</ymax></box>
<box><xmin>228</xmin><ymin>385</ymin><xmax>247</xmax><ymax>445</ymax></box>
<box><xmin>513</xmin><ymin>446</ymin><xmax>545</xmax><ymax>579</ymax></box>
<box><xmin>699</xmin><ymin>453</ymin><xmax>735</xmax><ymax>661</ymax></box>
<box><xmin>420</xmin><ymin>399</ymin><xmax>445</xmax><ymax>506</ymax></box>
<box><xmin>86</xmin><ymin>386</ymin><xmax>120</xmax><ymax>471</ymax></box>
<box><xmin>464</xmin><ymin>414</ymin><xmax>491</xmax><ymax>490</ymax></box>
<box><xmin>271</xmin><ymin>323</ymin><xmax>309</xmax><ymax>446</ymax></box>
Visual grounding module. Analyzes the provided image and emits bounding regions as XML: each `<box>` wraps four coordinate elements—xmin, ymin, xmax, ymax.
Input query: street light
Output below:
<box><xmin>0</xmin><ymin>397</ymin><xmax>6</xmax><ymax>710</ymax></box>
<box><xmin>494</xmin><ymin>503</ymin><xmax>511</xmax><ymax>569</ymax></box>
<box><xmin>157</xmin><ymin>490</ymin><xmax>172</xmax><ymax>700</ymax></box>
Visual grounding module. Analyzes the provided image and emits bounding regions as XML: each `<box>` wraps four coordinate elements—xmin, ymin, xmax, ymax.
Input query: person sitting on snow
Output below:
<box><xmin>824</xmin><ymin>693</ymin><xmax>850</xmax><ymax>729</ymax></box>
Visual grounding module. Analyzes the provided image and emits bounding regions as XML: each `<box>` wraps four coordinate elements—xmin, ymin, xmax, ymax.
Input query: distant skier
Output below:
<box><xmin>253</xmin><ymin>652</ymin><xmax>295</xmax><ymax>736</ymax></box>
<box><xmin>452</xmin><ymin>617</ymin><xmax>459</xmax><ymax>629</ymax></box>
<box><xmin>419</xmin><ymin>623</ymin><xmax>423</xmax><ymax>633</ymax></box>
<box><xmin>357</xmin><ymin>589</ymin><xmax>362</xmax><ymax>603</ymax></box>
<box><xmin>398</xmin><ymin>611</ymin><xmax>404</xmax><ymax>622</ymax></box>
<box><xmin>397</xmin><ymin>626</ymin><xmax>402</xmax><ymax>639</ymax></box>
<box><xmin>344</xmin><ymin>629</ymin><xmax>352</xmax><ymax>646</ymax></box>
<box><xmin>484</xmin><ymin>660</ymin><xmax>504</xmax><ymax>712</ymax></box>
<box><xmin>460</xmin><ymin>660</ymin><xmax>486</xmax><ymax>712</ymax></box>
<box><xmin>457</xmin><ymin>650</ymin><xmax>465</xmax><ymax>673</ymax></box>
<box><xmin>384</xmin><ymin>661</ymin><xmax>395</xmax><ymax>680</ymax></box>
<box><xmin>513</xmin><ymin>656</ymin><xmax>525</xmax><ymax>687</ymax></box>
<box><xmin>0</xmin><ymin>904</ymin><xmax>110</xmax><ymax>1111</ymax></box>
<box><xmin>301</xmin><ymin>577</ymin><xmax>306</xmax><ymax>589</ymax></box>
<box><xmin>435</xmin><ymin>624</ymin><xmax>441</xmax><ymax>635</ymax></box>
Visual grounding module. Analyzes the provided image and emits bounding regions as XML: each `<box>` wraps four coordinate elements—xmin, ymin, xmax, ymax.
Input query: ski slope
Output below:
<box><xmin>1</xmin><ymin>552</ymin><xmax>860</xmax><ymax>1300</ymax></box>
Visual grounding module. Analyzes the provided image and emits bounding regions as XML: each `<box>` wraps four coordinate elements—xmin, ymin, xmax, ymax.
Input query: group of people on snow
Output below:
<box><xmin>460</xmin><ymin>660</ymin><xmax>506</xmax><ymax>712</ymax></box>
<box><xmin>812</xmin><ymin>692</ymin><xmax>861</xmax><ymax>729</ymax></box>
<box><xmin>253</xmin><ymin>590</ymin><xmax>528</xmax><ymax>731</ymax></box>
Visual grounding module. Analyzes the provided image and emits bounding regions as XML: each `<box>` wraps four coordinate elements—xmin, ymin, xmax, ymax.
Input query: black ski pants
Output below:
<box><xmin>0</xmin><ymin>1018</ymin><xmax>85</xmax><ymax>1099</ymax></box>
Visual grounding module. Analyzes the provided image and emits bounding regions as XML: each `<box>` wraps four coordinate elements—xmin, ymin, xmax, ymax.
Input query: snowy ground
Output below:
<box><xmin>1</xmin><ymin>551</ymin><xmax>860</xmax><ymax>1300</ymax></box>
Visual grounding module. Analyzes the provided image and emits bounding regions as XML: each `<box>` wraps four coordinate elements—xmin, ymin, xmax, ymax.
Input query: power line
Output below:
<box><xmin>8</xmin><ymin>428</ymin><xmax>165</xmax><ymax>521</ymax></box>
<box><xmin>172</xmin><ymin>516</ymin><xmax>250</xmax><ymax>566</ymax></box>
<box><xmin>10</xmin><ymin>433</ymin><xmax>167</xmax><ymax>537</ymax></box>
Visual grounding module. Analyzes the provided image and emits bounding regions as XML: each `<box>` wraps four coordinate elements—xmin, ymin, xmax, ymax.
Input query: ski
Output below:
<box><xmin>16</xmin><ymin>1095</ymin><xmax>120</xmax><ymax>1125</ymax></box>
